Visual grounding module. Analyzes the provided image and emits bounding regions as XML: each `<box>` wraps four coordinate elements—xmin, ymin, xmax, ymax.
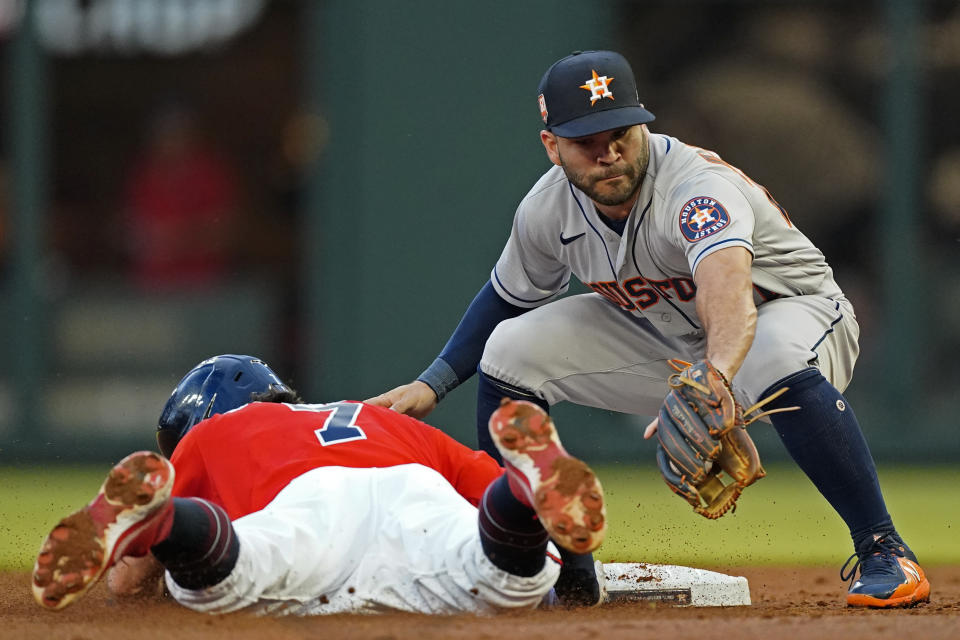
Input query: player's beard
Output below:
<box><xmin>560</xmin><ymin>153</ymin><xmax>647</xmax><ymax>207</ymax></box>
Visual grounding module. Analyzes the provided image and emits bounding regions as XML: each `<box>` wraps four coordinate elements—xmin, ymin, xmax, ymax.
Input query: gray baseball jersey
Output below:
<box><xmin>491</xmin><ymin>133</ymin><xmax>843</xmax><ymax>338</ymax></box>
<box><xmin>481</xmin><ymin>132</ymin><xmax>858</xmax><ymax>411</ymax></box>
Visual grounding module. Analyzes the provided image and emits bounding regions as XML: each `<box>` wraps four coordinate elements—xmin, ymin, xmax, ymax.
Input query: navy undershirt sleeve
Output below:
<box><xmin>417</xmin><ymin>280</ymin><xmax>528</xmax><ymax>400</ymax></box>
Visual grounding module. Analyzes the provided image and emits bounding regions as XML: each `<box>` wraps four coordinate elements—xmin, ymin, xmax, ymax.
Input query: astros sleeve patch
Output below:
<box><xmin>678</xmin><ymin>197</ymin><xmax>731</xmax><ymax>242</ymax></box>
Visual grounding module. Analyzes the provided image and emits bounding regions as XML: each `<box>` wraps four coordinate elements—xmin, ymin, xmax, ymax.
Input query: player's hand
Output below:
<box><xmin>364</xmin><ymin>380</ymin><xmax>438</xmax><ymax>419</ymax></box>
<box><xmin>106</xmin><ymin>554</ymin><xmax>164</xmax><ymax>599</ymax></box>
<box><xmin>643</xmin><ymin>417</ymin><xmax>658</xmax><ymax>439</ymax></box>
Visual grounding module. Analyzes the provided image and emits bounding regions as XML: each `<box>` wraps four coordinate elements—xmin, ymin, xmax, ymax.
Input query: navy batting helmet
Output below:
<box><xmin>156</xmin><ymin>354</ymin><xmax>292</xmax><ymax>458</ymax></box>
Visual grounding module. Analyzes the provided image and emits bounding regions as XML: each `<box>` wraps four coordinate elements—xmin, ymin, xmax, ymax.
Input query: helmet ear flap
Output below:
<box><xmin>157</xmin><ymin>427</ymin><xmax>181</xmax><ymax>459</ymax></box>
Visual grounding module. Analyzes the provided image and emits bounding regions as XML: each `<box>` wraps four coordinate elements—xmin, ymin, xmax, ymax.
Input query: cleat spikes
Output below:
<box><xmin>32</xmin><ymin>451</ymin><xmax>175</xmax><ymax>611</ymax></box>
<box><xmin>489</xmin><ymin>400</ymin><xmax>607</xmax><ymax>554</ymax></box>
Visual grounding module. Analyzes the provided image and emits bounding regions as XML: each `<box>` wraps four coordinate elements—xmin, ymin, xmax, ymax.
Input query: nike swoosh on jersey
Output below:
<box><xmin>559</xmin><ymin>232</ymin><xmax>586</xmax><ymax>245</ymax></box>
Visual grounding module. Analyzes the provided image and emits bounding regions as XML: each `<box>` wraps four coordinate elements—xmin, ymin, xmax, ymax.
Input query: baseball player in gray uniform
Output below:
<box><xmin>368</xmin><ymin>50</ymin><xmax>929</xmax><ymax>608</ymax></box>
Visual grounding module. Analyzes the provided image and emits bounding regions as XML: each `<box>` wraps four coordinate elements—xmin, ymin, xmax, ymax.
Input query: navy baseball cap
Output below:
<box><xmin>537</xmin><ymin>50</ymin><xmax>655</xmax><ymax>138</ymax></box>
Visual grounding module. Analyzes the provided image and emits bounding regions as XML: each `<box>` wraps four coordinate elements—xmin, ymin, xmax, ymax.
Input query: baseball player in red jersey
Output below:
<box><xmin>33</xmin><ymin>355</ymin><xmax>607</xmax><ymax>616</ymax></box>
<box><xmin>170</xmin><ymin>400</ymin><xmax>501</xmax><ymax>518</ymax></box>
<box><xmin>369</xmin><ymin>50</ymin><xmax>929</xmax><ymax>608</ymax></box>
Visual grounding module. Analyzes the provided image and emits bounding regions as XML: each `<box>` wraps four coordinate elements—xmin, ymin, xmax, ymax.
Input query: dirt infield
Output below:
<box><xmin>2</xmin><ymin>566</ymin><xmax>958</xmax><ymax>639</ymax></box>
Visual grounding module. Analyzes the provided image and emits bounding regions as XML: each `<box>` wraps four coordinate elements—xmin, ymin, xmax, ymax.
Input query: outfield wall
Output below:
<box><xmin>2</xmin><ymin>1</ymin><xmax>956</xmax><ymax>463</ymax></box>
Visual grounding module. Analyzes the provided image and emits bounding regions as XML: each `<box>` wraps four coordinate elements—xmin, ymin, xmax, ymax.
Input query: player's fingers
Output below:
<box><xmin>363</xmin><ymin>393</ymin><xmax>393</xmax><ymax>407</ymax></box>
<box><xmin>391</xmin><ymin>393</ymin><xmax>435</xmax><ymax>419</ymax></box>
<box><xmin>366</xmin><ymin>384</ymin><xmax>413</xmax><ymax>407</ymax></box>
<box><xmin>643</xmin><ymin>417</ymin><xmax>659</xmax><ymax>439</ymax></box>
<box><xmin>388</xmin><ymin>396</ymin><xmax>413</xmax><ymax>414</ymax></box>
<box><xmin>107</xmin><ymin>554</ymin><xmax>163</xmax><ymax>598</ymax></box>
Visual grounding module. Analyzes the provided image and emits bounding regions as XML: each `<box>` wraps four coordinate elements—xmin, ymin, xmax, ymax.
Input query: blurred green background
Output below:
<box><xmin>3</xmin><ymin>463</ymin><xmax>957</xmax><ymax>571</ymax></box>
<box><xmin>0</xmin><ymin>2</ymin><xmax>957</xmax><ymax>467</ymax></box>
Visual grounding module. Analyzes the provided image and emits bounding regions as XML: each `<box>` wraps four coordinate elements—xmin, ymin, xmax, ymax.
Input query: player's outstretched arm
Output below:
<box><xmin>368</xmin><ymin>281</ymin><xmax>528</xmax><ymax>418</ymax></box>
<box><xmin>693</xmin><ymin>246</ymin><xmax>756</xmax><ymax>379</ymax></box>
<box><xmin>644</xmin><ymin>246</ymin><xmax>755</xmax><ymax>441</ymax></box>
<box><xmin>364</xmin><ymin>380</ymin><xmax>438</xmax><ymax>419</ymax></box>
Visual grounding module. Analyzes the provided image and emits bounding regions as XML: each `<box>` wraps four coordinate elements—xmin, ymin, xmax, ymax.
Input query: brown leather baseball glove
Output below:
<box><xmin>655</xmin><ymin>359</ymin><xmax>792</xmax><ymax>519</ymax></box>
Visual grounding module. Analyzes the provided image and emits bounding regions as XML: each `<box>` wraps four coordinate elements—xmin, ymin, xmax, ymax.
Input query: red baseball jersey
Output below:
<box><xmin>169</xmin><ymin>401</ymin><xmax>502</xmax><ymax>520</ymax></box>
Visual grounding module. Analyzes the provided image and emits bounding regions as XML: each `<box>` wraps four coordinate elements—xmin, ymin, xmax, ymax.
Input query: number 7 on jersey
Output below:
<box><xmin>290</xmin><ymin>401</ymin><xmax>368</xmax><ymax>446</ymax></box>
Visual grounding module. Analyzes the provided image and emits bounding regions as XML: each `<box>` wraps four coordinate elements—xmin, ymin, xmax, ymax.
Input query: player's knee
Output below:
<box><xmin>482</xmin><ymin>318</ymin><xmax>533</xmax><ymax>368</ymax></box>
<box><xmin>737</xmin><ymin>349</ymin><xmax>813</xmax><ymax>407</ymax></box>
<box><xmin>480</xmin><ymin>320</ymin><xmax>550</xmax><ymax>391</ymax></box>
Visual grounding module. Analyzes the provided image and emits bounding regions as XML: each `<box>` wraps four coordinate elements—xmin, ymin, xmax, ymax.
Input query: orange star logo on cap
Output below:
<box><xmin>580</xmin><ymin>70</ymin><xmax>614</xmax><ymax>105</ymax></box>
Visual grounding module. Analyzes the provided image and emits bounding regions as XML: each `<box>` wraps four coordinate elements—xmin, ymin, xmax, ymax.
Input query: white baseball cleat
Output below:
<box><xmin>33</xmin><ymin>451</ymin><xmax>175</xmax><ymax>610</ymax></box>
<box><xmin>489</xmin><ymin>399</ymin><xmax>606</xmax><ymax>554</ymax></box>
